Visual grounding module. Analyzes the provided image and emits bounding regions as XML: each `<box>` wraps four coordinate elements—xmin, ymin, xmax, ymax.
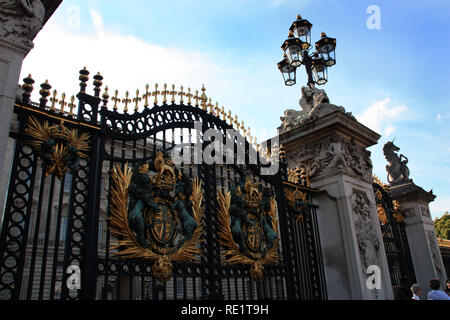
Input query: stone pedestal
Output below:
<box><xmin>280</xmin><ymin>109</ymin><xmax>394</xmax><ymax>300</ymax></box>
<box><xmin>390</xmin><ymin>182</ymin><xmax>447</xmax><ymax>299</ymax></box>
<box><xmin>0</xmin><ymin>38</ymin><xmax>32</xmax><ymax>220</ymax></box>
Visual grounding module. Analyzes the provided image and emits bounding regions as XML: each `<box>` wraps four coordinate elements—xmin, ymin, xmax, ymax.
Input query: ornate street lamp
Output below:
<box><xmin>277</xmin><ymin>57</ymin><xmax>297</xmax><ymax>86</ymax></box>
<box><xmin>279</xmin><ymin>14</ymin><xmax>336</xmax><ymax>87</ymax></box>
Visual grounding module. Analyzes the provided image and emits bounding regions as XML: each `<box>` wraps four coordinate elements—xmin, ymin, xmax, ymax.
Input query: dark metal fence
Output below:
<box><xmin>0</xmin><ymin>70</ymin><xmax>327</xmax><ymax>300</ymax></box>
<box><xmin>373</xmin><ymin>182</ymin><xmax>416</xmax><ymax>299</ymax></box>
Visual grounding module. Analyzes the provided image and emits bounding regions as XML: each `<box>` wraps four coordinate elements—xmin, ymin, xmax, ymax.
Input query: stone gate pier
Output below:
<box><xmin>279</xmin><ymin>87</ymin><xmax>394</xmax><ymax>299</ymax></box>
<box><xmin>390</xmin><ymin>181</ymin><xmax>447</xmax><ymax>299</ymax></box>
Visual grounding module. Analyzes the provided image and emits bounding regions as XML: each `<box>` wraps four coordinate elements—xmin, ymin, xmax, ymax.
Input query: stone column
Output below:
<box><xmin>0</xmin><ymin>39</ymin><xmax>32</xmax><ymax>219</ymax></box>
<box><xmin>390</xmin><ymin>182</ymin><xmax>447</xmax><ymax>299</ymax></box>
<box><xmin>280</xmin><ymin>102</ymin><xmax>394</xmax><ymax>300</ymax></box>
<box><xmin>0</xmin><ymin>0</ymin><xmax>46</xmax><ymax>219</ymax></box>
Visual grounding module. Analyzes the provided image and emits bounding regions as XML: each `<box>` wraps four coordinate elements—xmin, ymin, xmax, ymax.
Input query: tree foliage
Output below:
<box><xmin>434</xmin><ymin>212</ymin><xmax>450</xmax><ymax>240</ymax></box>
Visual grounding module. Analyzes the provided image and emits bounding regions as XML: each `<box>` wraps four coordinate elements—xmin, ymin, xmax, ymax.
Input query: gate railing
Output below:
<box><xmin>373</xmin><ymin>179</ymin><xmax>416</xmax><ymax>299</ymax></box>
<box><xmin>0</xmin><ymin>68</ymin><xmax>327</xmax><ymax>300</ymax></box>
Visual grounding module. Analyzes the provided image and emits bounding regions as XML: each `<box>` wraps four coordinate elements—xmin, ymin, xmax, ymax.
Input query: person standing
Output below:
<box><xmin>428</xmin><ymin>279</ymin><xmax>450</xmax><ymax>300</ymax></box>
<box><xmin>410</xmin><ymin>284</ymin><xmax>422</xmax><ymax>300</ymax></box>
<box><xmin>445</xmin><ymin>279</ymin><xmax>450</xmax><ymax>297</ymax></box>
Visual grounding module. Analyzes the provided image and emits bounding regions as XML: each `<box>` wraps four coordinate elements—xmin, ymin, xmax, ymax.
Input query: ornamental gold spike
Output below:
<box><xmin>227</xmin><ymin>111</ymin><xmax>233</xmax><ymax>125</ymax></box>
<box><xmin>112</xmin><ymin>90</ymin><xmax>120</xmax><ymax>111</ymax></box>
<box><xmin>186</xmin><ymin>87</ymin><xmax>192</xmax><ymax>105</ymax></box>
<box><xmin>142</xmin><ymin>84</ymin><xmax>150</xmax><ymax>107</ymax></box>
<box><xmin>208</xmin><ymin>98</ymin><xmax>213</xmax><ymax>114</ymax></box>
<box><xmin>170</xmin><ymin>84</ymin><xmax>177</xmax><ymax>104</ymax></box>
<box><xmin>133</xmin><ymin>89</ymin><xmax>141</xmax><ymax>112</ymax></box>
<box><xmin>153</xmin><ymin>83</ymin><xmax>160</xmax><ymax>105</ymax></box>
<box><xmin>50</xmin><ymin>89</ymin><xmax>58</xmax><ymax>112</ymax></box>
<box><xmin>122</xmin><ymin>90</ymin><xmax>131</xmax><ymax>113</ymax></box>
<box><xmin>221</xmin><ymin>106</ymin><xmax>226</xmax><ymax>121</ymax></box>
<box><xmin>178</xmin><ymin>86</ymin><xmax>185</xmax><ymax>104</ymax></box>
<box><xmin>200</xmin><ymin>84</ymin><xmax>207</xmax><ymax>110</ymax></box>
<box><xmin>58</xmin><ymin>93</ymin><xmax>67</xmax><ymax>114</ymax></box>
<box><xmin>68</xmin><ymin>95</ymin><xmax>76</xmax><ymax>117</ymax></box>
<box><xmin>161</xmin><ymin>83</ymin><xmax>168</xmax><ymax>104</ymax></box>
<box><xmin>194</xmin><ymin>90</ymin><xmax>200</xmax><ymax>107</ymax></box>
<box><xmin>233</xmin><ymin>115</ymin><xmax>239</xmax><ymax>128</ymax></box>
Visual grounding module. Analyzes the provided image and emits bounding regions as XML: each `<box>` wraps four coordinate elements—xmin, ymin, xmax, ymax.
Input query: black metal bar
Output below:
<box><xmin>38</xmin><ymin>174</ymin><xmax>57</xmax><ymax>299</ymax></box>
<box><xmin>49</xmin><ymin>175</ymin><xmax>66</xmax><ymax>300</ymax></box>
<box><xmin>26</xmin><ymin>169</ymin><xmax>47</xmax><ymax>300</ymax></box>
<box><xmin>80</xmin><ymin>128</ymin><xmax>104</xmax><ymax>300</ymax></box>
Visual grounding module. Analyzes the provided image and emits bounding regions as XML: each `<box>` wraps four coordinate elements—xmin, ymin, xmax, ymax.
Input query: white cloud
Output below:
<box><xmin>19</xmin><ymin>9</ymin><xmax>285</xmax><ymax>144</ymax></box>
<box><xmin>384</xmin><ymin>124</ymin><xmax>396</xmax><ymax>137</ymax></box>
<box><xmin>436</xmin><ymin>114</ymin><xmax>443</xmax><ymax>122</ymax></box>
<box><xmin>270</xmin><ymin>0</ymin><xmax>283</xmax><ymax>7</ymax></box>
<box><xmin>356</xmin><ymin>98</ymin><xmax>408</xmax><ymax>136</ymax></box>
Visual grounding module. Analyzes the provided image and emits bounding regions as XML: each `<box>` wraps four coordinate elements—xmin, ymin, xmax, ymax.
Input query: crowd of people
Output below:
<box><xmin>398</xmin><ymin>278</ymin><xmax>450</xmax><ymax>300</ymax></box>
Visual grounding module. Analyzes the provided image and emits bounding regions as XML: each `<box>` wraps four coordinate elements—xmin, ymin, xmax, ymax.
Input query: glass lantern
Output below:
<box><xmin>289</xmin><ymin>15</ymin><xmax>313</xmax><ymax>49</ymax></box>
<box><xmin>312</xmin><ymin>56</ymin><xmax>328</xmax><ymax>85</ymax></box>
<box><xmin>278</xmin><ymin>58</ymin><xmax>297</xmax><ymax>86</ymax></box>
<box><xmin>315</xmin><ymin>32</ymin><xmax>336</xmax><ymax>67</ymax></box>
<box><xmin>281</xmin><ymin>33</ymin><xmax>304</xmax><ymax>67</ymax></box>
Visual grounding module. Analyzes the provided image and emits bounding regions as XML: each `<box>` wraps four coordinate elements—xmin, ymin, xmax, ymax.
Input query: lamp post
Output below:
<box><xmin>278</xmin><ymin>15</ymin><xmax>336</xmax><ymax>88</ymax></box>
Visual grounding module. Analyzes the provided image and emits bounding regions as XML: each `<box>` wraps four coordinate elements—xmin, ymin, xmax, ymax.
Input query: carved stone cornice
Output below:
<box><xmin>389</xmin><ymin>182</ymin><xmax>436</xmax><ymax>204</ymax></box>
<box><xmin>279</xmin><ymin>107</ymin><xmax>380</xmax><ymax>181</ymax></box>
<box><xmin>286</xmin><ymin>133</ymin><xmax>374</xmax><ymax>181</ymax></box>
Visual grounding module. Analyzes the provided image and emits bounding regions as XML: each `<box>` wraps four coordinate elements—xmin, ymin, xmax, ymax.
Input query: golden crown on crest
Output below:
<box><xmin>151</xmin><ymin>152</ymin><xmax>178</xmax><ymax>190</ymax></box>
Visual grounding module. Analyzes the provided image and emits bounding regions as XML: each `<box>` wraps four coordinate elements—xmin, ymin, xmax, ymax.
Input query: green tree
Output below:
<box><xmin>434</xmin><ymin>212</ymin><xmax>450</xmax><ymax>240</ymax></box>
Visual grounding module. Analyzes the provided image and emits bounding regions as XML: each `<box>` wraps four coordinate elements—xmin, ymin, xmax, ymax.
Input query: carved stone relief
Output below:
<box><xmin>0</xmin><ymin>0</ymin><xmax>45</xmax><ymax>47</ymax></box>
<box><xmin>427</xmin><ymin>230</ymin><xmax>444</xmax><ymax>283</ymax></box>
<box><xmin>287</xmin><ymin>135</ymin><xmax>373</xmax><ymax>180</ymax></box>
<box><xmin>421</xmin><ymin>205</ymin><xmax>431</xmax><ymax>218</ymax></box>
<box><xmin>352</xmin><ymin>190</ymin><xmax>381</xmax><ymax>298</ymax></box>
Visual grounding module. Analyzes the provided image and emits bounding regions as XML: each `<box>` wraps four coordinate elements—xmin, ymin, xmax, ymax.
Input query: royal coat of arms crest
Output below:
<box><xmin>217</xmin><ymin>175</ymin><xmax>280</xmax><ymax>281</ymax></box>
<box><xmin>109</xmin><ymin>152</ymin><xmax>205</xmax><ymax>282</ymax></box>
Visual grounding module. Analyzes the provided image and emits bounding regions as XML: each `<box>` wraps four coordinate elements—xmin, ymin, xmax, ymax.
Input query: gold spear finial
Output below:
<box><xmin>142</xmin><ymin>84</ymin><xmax>150</xmax><ymax>108</ymax></box>
<box><xmin>170</xmin><ymin>84</ymin><xmax>177</xmax><ymax>104</ymax></box>
<box><xmin>68</xmin><ymin>95</ymin><xmax>76</xmax><ymax>117</ymax></box>
<box><xmin>227</xmin><ymin>111</ymin><xmax>233</xmax><ymax>125</ymax></box>
<box><xmin>112</xmin><ymin>90</ymin><xmax>119</xmax><ymax>111</ymax></box>
<box><xmin>208</xmin><ymin>98</ymin><xmax>214</xmax><ymax>114</ymax></box>
<box><xmin>122</xmin><ymin>90</ymin><xmax>131</xmax><ymax>113</ymax></box>
<box><xmin>186</xmin><ymin>87</ymin><xmax>193</xmax><ymax>105</ymax></box>
<box><xmin>58</xmin><ymin>93</ymin><xmax>67</xmax><ymax>114</ymax></box>
<box><xmin>194</xmin><ymin>90</ymin><xmax>200</xmax><ymax>107</ymax></box>
<box><xmin>200</xmin><ymin>84</ymin><xmax>207</xmax><ymax>110</ymax></box>
<box><xmin>153</xmin><ymin>83</ymin><xmax>160</xmax><ymax>105</ymax></box>
<box><xmin>133</xmin><ymin>89</ymin><xmax>141</xmax><ymax>112</ymax></box>
<box><xmin>178</xmin><ymin>85</ymin><xmax>185</xmax><ymax>104</ymax></box>
<box><xmin>50</xmin><ymin>90</ymin><xmax>58</xmax><ymax>112</ymax></box>
<box><xmin>161</xmin><ymin>83</ymin><xmax>168</xmax><ymax>104</ymax></box>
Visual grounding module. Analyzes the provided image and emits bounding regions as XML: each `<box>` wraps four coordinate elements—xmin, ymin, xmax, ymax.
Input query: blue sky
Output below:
<box><xmin>21</xmin><ymin>0</ymin><xmax>450</xmax><ymax>218</ymax></box>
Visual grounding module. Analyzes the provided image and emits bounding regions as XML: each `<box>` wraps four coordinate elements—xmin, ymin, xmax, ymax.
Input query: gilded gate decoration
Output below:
<box><xmin>109</xmin><ymin>153</ymin><xmax>205</xmax><ymax>282</ymax></box>
<box><xmin>0</xmin><ymin>69</ymin><xmax>328</xmax><ymax>300</ymax></box>
<box><xmin>25</xmin><ymin>115</ymin><xmax>90</xmax><ymax>179</ymax></box>
<box><xmin>217</xmin><ymin>176</ymin><xmax>279</xmax><ymax>281</ymax></box>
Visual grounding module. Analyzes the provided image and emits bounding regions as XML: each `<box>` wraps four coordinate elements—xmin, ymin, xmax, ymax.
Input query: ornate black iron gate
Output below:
<box><xmin>0</xmin><ymin>69</ymin><xmax>327</xmax><ymax>300</ymax></box>
<box><xmin>373</xmin><ymin>181</ymin><xmax>416</xmax><ymax>299</ymax></box>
